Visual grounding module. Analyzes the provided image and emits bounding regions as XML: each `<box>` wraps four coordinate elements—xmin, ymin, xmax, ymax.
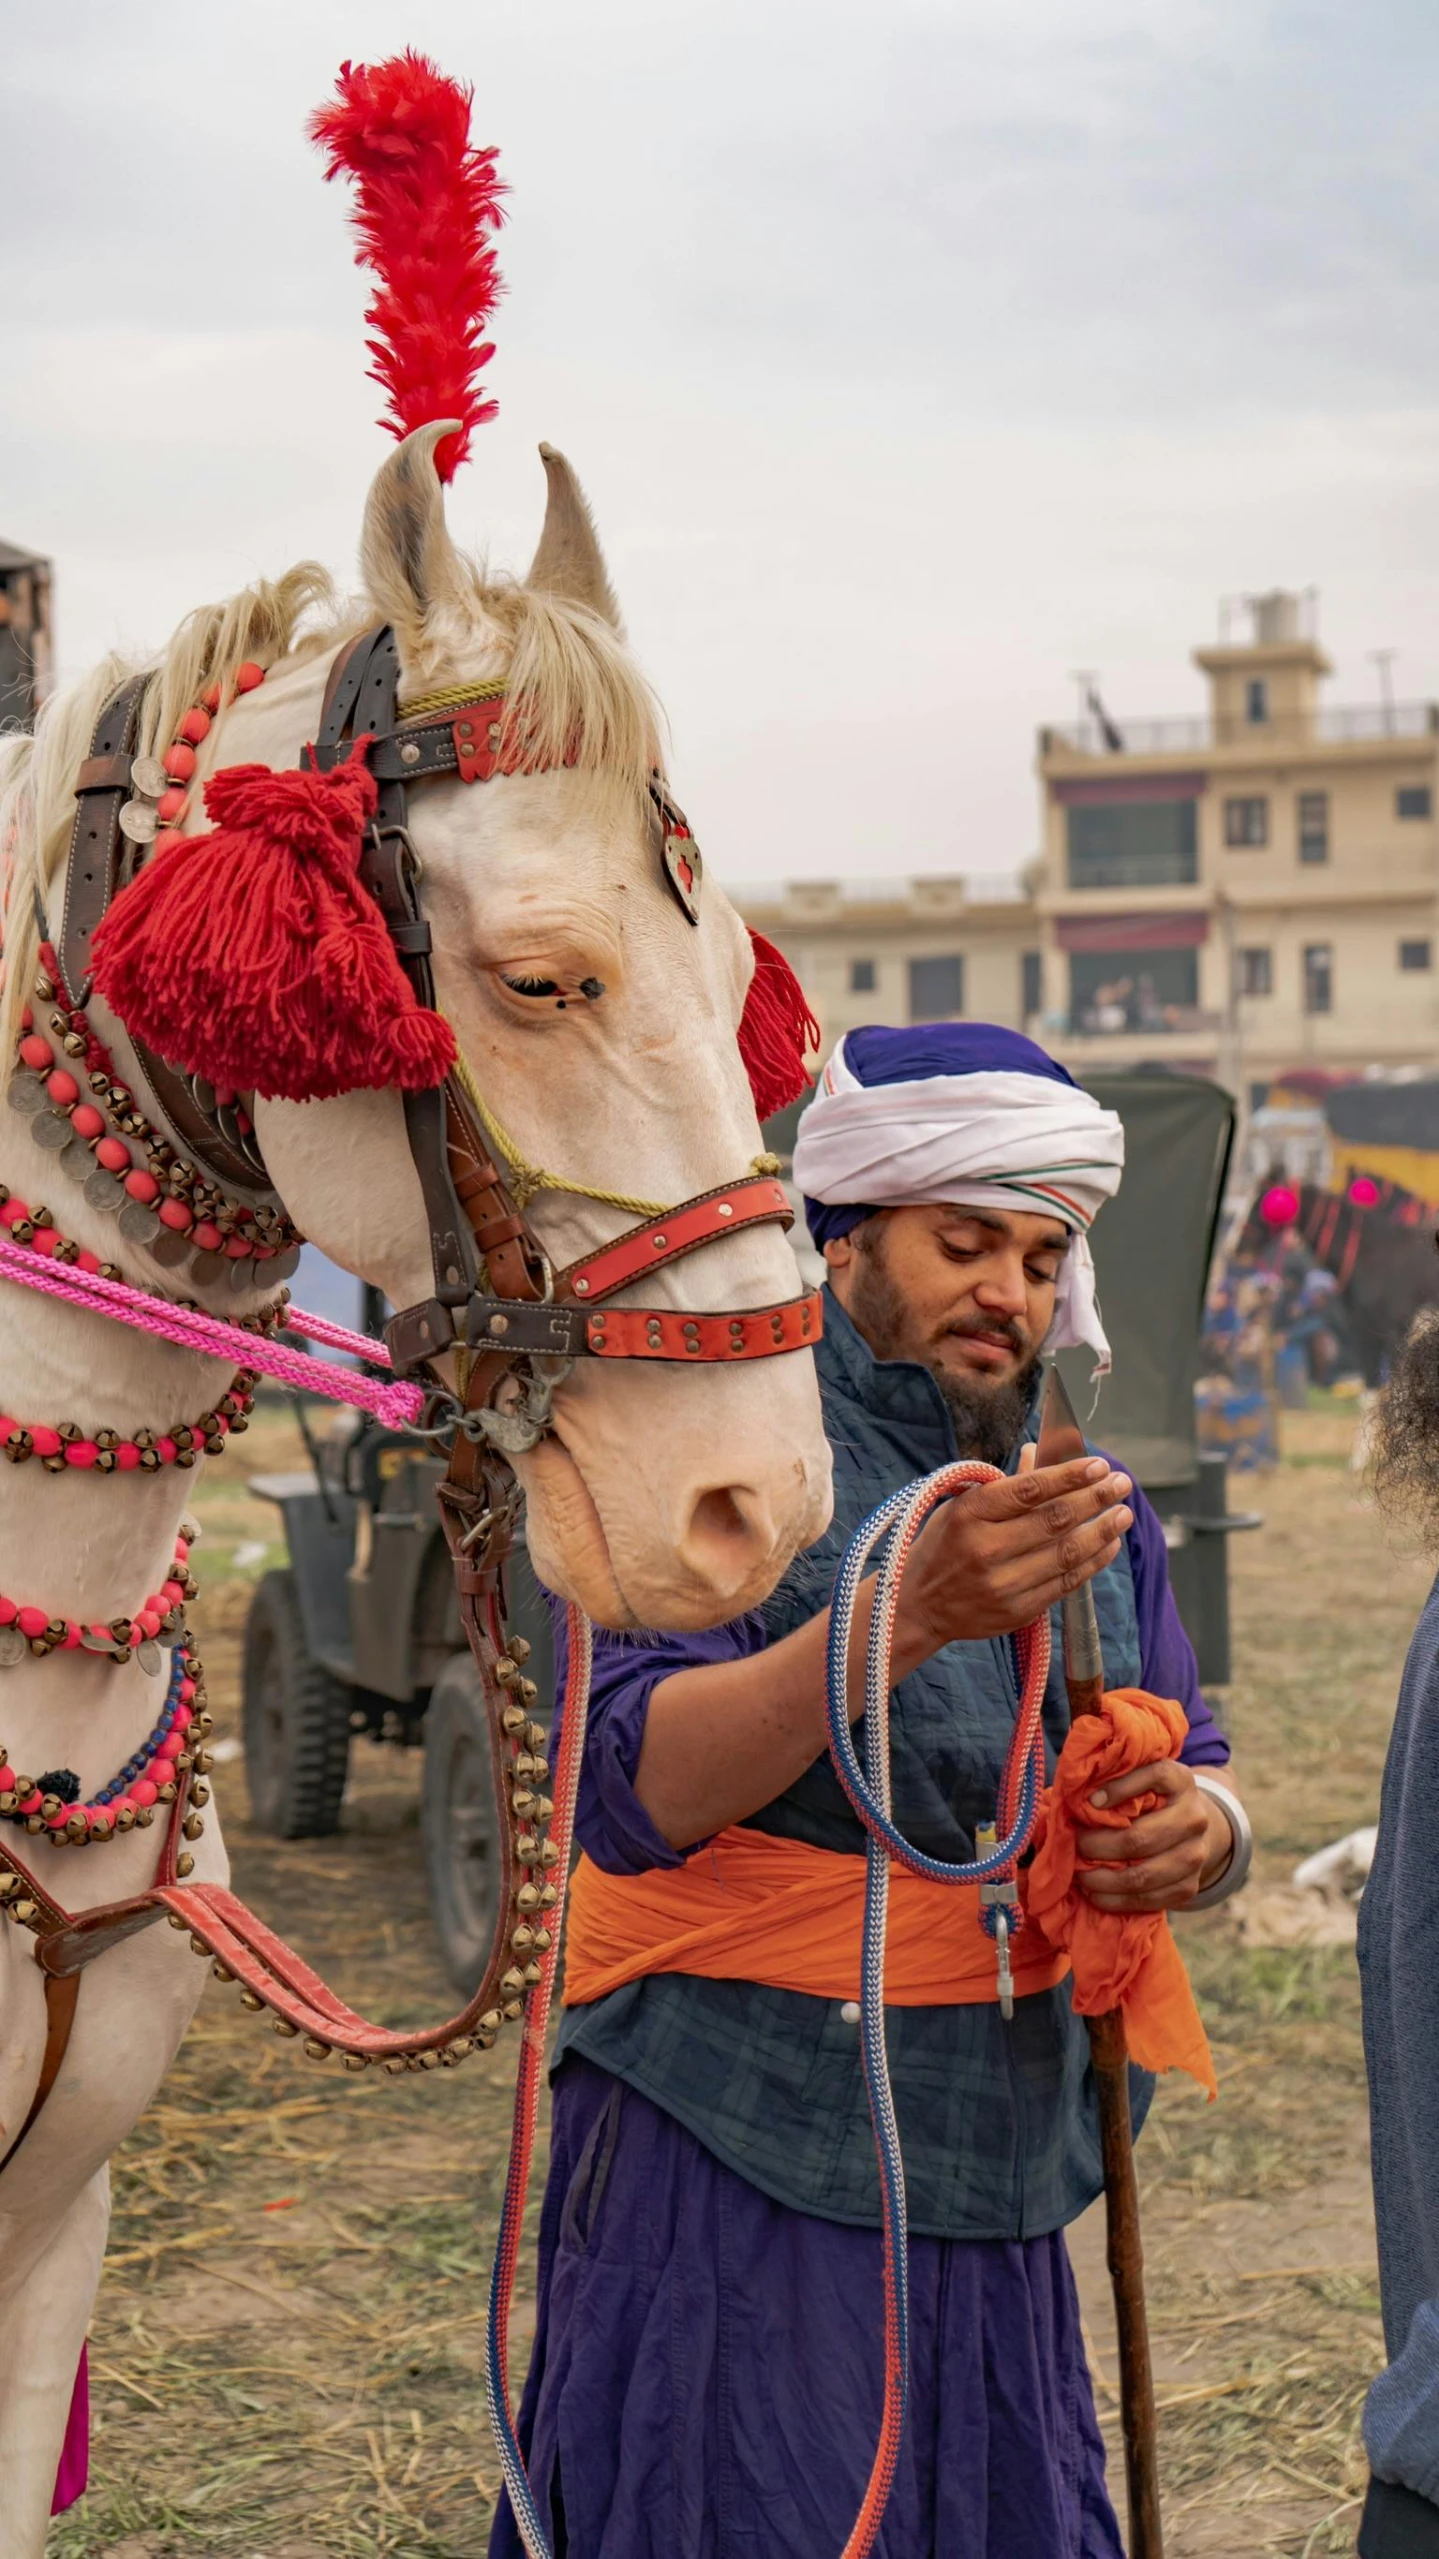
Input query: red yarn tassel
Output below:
<box><xmin>739</xmin><ymin>931</ymin><xmax>820</xmax><ymax>1124</ymax></box>
<box><xmin>90</xmin><ymin>745</ymin><xmax>456</xmax><ymax>1104</ymax></box>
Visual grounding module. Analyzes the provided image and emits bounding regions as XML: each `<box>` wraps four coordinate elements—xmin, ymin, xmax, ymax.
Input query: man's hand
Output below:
<box><xmin>899</xmin><ymin>1456</ymin><xmax>1134</xmax><ymax>1657</ymax></box>
<box><xmin>1075</xmin><ymin>1761</ymin><xmax>1233</xmax><ymax>1912</ymax></box>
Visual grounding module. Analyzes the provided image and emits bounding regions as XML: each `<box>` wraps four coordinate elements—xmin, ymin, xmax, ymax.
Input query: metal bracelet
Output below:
<box><xmin>1187</xmin><ymin>1773</ymin><xmax>1253</xmax><ymax>1909</ymax></box>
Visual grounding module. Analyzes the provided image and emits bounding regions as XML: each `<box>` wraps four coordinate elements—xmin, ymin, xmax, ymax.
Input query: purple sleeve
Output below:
<box><xmin>554</xmin><ymin>1606</ymin><xmax>770</xmax><ymax>1876</ymax></box>
<box><xmin>1121</xmin><ymin>1481</ymin><xmax>1231</xmax><ymax>1768</ymax></box>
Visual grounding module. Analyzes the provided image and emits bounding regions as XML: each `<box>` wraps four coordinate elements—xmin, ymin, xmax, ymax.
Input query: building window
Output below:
<box><xmin>1397</xmin><ymin>785</ymin><xmax>1433</xmax><ymax>820</ymax></box>
<box><xmin>1400</xmin><ymin>938</ymin><xmax>1433</xmax><ymax>972</ymax></box>
<box><xmin>1068</xmin><ymin>946</ymin><xmax>1197</xmax><ymax>1033</ymax></box>
<box><xmin>1246</xmin><ymin>678</ymin><xmax>1269</xmax><ymax>724</ymax></box>
<box><xmin>849</xmin><ymin>957</ymin><xmax>876</xmax><ymax>994</ymax></box>
<box><xmin>908</xmin><ymin>955</ymin><xmax>964</xmax><ymax>1022</ymax></box>
<box><xmin>1065</xmin><ymin>798</ymin><xmax>1198</xmax><ymax>890</ymax></box>
<box><xmin>1237</xmin><ymin>947</ymin><xmax>1272</xmax><ymax>996</ymax></box>
<box><xmin>1224</xmin><ymin>795</ymin><xmax>1268</xmax><ymax>848</ymax></box>
<box><xmin>1303</xmin><ymin>944</ymin><xmax>1333</xmax><ymax>1015</ymax></box>
<box><xmin>1297</xmin><ymin>790</ymin><xmax>1329</xmax><ymax>864</ymax></box>
<box><xmin>1022</xmin><ymin>950</ymin><xmax>1042</xmax><ymax>1016</ymax></box>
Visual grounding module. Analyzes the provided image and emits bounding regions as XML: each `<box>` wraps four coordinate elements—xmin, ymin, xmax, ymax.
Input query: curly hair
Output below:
<box><xmin>1374</xmin><ymin>1306</ymin><xmax>1439</xmax><ymax>1543</ymax></box>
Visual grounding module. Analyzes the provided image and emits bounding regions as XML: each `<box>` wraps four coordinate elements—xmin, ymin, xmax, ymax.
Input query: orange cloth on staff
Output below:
<box><xmin>563</xmin><ymin>1824</ymin><xmax>1072</xmax><ymax>2009</ymax></box>
<box><xmin>1026</xmin><ymin>1687</ymin><xmax>1218</xmax><ymax>2100</ymax></box>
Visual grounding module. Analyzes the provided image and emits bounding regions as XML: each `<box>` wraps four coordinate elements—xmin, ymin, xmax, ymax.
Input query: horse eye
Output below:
<box><xmin>500</xmin><ymin>973</ymin><xmax>561</xmax><ymax>999</ymax></box>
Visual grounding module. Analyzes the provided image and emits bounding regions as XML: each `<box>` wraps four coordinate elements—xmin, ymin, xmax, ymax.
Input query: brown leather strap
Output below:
<box><xmin>0</xmin><ymin>1973</ymin><xmax>80</xmax><ymax>2176</ymax></box>
<box><xmin>59</xmin><ymin>672</ymin><xmax>150</xmax><ymax>1001</ymax></box>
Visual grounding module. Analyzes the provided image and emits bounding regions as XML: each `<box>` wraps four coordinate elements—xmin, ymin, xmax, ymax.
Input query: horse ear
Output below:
<box><xmin>526</xmin><ymin>444</ymin><xmax>622</xmax><ymax>631</ymax></box>
<box><xmin>360</xmin><ymin>421</ymin><xmax>496</xmax><ymax>680</ymax></box>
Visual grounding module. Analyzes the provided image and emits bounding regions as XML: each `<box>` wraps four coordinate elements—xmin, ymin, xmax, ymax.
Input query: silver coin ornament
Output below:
<box><xmin>149</xmin><ymin>1226</ymin><xmax>192</xmax><ymax>1269</ymax></box>
<box><xmin>136</xmin><ymin>1639</ymin><xmax>162</xmax><ymax>1677</ymax></box>
<box><xmin>0</xmin><ymin>1627</ymin><xmax>27</xmax><ymax>1668</ymax></box>
<box><xmin>32</xmin><ymin>1109</ymin><xmax>74</xmax><ymax>1151</ymax></box>
<box><xmin>80</xmin><ymin>1627</ymin><xmax>118</xmax><ymax>1655</ymax></box>
<box><xmin>84</xmin><ymin>1168</ymin><xmax>125</xmax><ymax>1211</ymax></box>
<box><xmin>60</xmin><ymin>1137</ymin><xmax>93</xmax><ymax>1179</ymax></box>
<box><xmin>118</xmin><ymin>1199</ymin><xmax>162</xmax><ymax>1245</ymax></box>
<box><xmin>129</xmin><ymin>755</ymin><xmax>169</xmax><ymax>799</ymax></box>
<box><xmin>7</xmin><ymin>1074</ymin><xmax>45</xmax><ymax>1116</ymax></box>
<box><xmin>269</xmin><ymin>1247</ymin><xmax>302</xmax><ymax>1284</ymax></box>
<box><xmin>118</xmin><ymin>799</ymin><xmax>160</xmax><ymax>845</ymax></box>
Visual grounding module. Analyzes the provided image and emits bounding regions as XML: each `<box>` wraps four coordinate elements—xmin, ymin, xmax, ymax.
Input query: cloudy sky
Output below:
<box><xmin>5</xmin><ymin>0</ymin><xmax>1439</xmax><ymax>893</ymax></box>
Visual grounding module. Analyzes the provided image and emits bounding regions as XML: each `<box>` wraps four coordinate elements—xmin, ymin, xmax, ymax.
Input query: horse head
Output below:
<box><xmin>29</xmin><ymin>428</ymin><xmax>832</xmax><ymax>1632</ymax></box>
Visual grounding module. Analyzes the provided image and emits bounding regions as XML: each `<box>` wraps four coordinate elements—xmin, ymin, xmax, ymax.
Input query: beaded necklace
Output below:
<box><xmin>0</xmin><ymin>1636</ymin><xmax>214</xmax><ymax>1849</ymax></box>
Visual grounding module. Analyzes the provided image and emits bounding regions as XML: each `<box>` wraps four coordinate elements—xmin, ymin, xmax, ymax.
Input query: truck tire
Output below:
<box><xmin>242</xmin><ymin>1569</ymin><xmax>352</xmax><ymax>1838</ymax></box>
<box><xmin>422</xmin><ymin>1650</ymin><xmax>501</xmax><ymax>1995</ymax></box>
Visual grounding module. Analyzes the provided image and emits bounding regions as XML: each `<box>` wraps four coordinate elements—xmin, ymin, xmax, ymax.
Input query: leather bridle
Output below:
<box><xmin>0</xmin><ymin>631</ymin><xmax>823</xmax><ymax>2158</ymax></box>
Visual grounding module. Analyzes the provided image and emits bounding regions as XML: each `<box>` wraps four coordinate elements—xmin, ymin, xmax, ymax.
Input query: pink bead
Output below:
<box><xmin>178</xmin><ymin>707</ymin><xmax>210</xmax><ymax>745</ymax></box>
<box><xmin>150</xmin><ymin>1760</ymin><xmax>177</xmax><ymax>1792</ymax></box>
<box><xmin>137</xmin><ymin>1608</ymin><xmax>161</xmax><ymax>1638</ymax></box>
<box><xmin>29</xmin><ymin>1427</ymin><xmax>62</xmax><ymax>1459</ymax></box>
<box><xmin>87</xmin><ymin>1808</ymin><xmax>111</xmax><ymax>1834</ymax></box>
<box><xmin>193</xmin><ymin>1221</ymin><xmax>222</xmax><ymax>1253</ymax></box>
<box><xmin>111</xmin><ymin>1795</ymin><xmax>136</xmax><ymax>1819</ymax></box>
<box><xmin>161</xmin><ymin>1579</ymin><xmax>183</xmax><ymax>1606</ymax></box>
<box><xmin>59</xmin><ymin>1625</ymin><xmax>81</xmax><ymax>1649</ymax></box>
<box><xmin>235</xmin><ymin>660</ymin><xmax>265</xmax><ymax>692</ymax></box>
<box><xmin>126</xmin><ymin>1624</ymin><xmax>142</xmax><ymax>1649</ymax></box>
<box><xmin>0</xmin><ymin>1200</ymin><xmax>25</xmax><ymax>1228</ymax></box>
<box><xmin>77</xmin><ymin>1251</ymin><xmax>101</xmax><ymax>1276</ymax></box>
<box><xmin>66</xmin><ymin>1441</ymin><xmax>99</xmax><ymax>1468</ymax></box>
<box><xmin>16</xmin><ymin>1606</ymin><xmax>48</xmax><ymax>1640</ymax></box>
<box><xmin>130</xmin><ymin>1778</ymin><xmax>158</xmax><ymax>1808</ymax></box>
<box><xmin>18</xmin><ymin>1034</ymin><xmax>51</xmax><ymax>1071</ymax></box>
<box><xmin>71</xmin><ymin>1103</ymin><xmax>104</xmax><ymax>1140</ymax></box>
<box><xmin>115</xmin><ymin>1444</ymin><xmax>140</xmax><ymax>1469</ymax></box>
<box><xmin>31</xmin><ymin>1228</ymin><xmax>59</xmax><ymax>1257</ymax></box>
<box><xmin>0</xmin><ymin>1764</ymin><xmax>12</xmax><ymax>1790</ymax></box>
<box><xmin>158</xmin><ymin>1198</ymin><xmax>193</xmax><ymax>1232</ymax></box>
<box><xmin>45</xmin><ymin>1806</ymin><xmax>70</xmax><ymax>1830</ymax></box>
<box><xmin>96</xmin><ymin>1138</ymin><xmax>131</xmax><ymax>1172</ymax></box>
<box><xmin>163</xmin><ymin>741</ymin><xmax>197</xmax><ymax>782</ymax></box>
<box><xmin>123</xmin><ymin>1170</ymin><xmax>159</xmax><ymax>1203</ymax></box>
<box><xmin>201</xmin><ymin>681</ymin><xmax>221</xmax><ymax>713</ymax></box>
<box><xmin>45</xmin><ymin>1069</ymin><xmax>79</xmax><ymax>1107</ymax></box>
<box><xmin>158</xmin><ymin>787</ymin><xmax>190</xmax><ymax>823</ymax></box>
<box><xmin>156</xmin><ymin>1438</ymin><xmax>177</xmax><ymax>1466</ymax></box>
<box><xmin>0</xmin><ymin>1598</ymin><xmax>14</xmax><ymax>1625</ymax></box>
<box><xmin>179</xmin><ymin>1679</ymin><xmax>195</xmax><ymax>1705</ymax></box>
<box><xmin>224</xmin><ymin>1235</ymin><xmax>253</xmax><ymax>1259</ymax></box>
<box><xmin>16</xmin><ymin>1791</ymin><xmax>41</xmax><ymax>1817</ymax></box>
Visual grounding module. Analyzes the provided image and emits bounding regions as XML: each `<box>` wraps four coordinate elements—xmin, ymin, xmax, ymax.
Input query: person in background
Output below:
<box><xmin>1358</xmin><ymin>1307</ymin><xmax>1439</xmax><ymax>2556</ymax></box>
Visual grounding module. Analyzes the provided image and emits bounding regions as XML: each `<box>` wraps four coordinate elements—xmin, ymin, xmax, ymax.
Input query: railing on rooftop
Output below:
<box><xmin>1041</xmin><ymin>703</ymin><xmax>1439</xmax><ymax>758</ymax></box>
<box><xmin>1041</xmin><ymin>1006</ymin><xmax>1225</xmax><ymax>1040</ymax></box>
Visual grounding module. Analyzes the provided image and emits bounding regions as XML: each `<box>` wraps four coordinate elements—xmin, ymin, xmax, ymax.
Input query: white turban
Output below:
<box><xmin>792</xmin><ymin>1026</ymin><xmax>1125</xmax><ymax>1375</ymax></box>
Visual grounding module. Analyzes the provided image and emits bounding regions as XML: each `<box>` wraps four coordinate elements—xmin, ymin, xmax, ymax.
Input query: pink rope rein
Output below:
<box><xmin>0</xmin><ymin>1237</ymin><xmax>425</xmax><ymax>1428</ymax></box>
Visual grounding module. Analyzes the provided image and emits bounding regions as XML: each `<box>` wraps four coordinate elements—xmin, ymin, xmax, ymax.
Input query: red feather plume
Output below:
<box><xmin>309</xmin><ymin>51</ymin><xmax>506</xmax><ymax>482</ymax></box>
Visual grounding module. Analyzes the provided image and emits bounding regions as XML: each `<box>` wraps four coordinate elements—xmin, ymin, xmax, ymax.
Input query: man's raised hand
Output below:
<box><xmin>900</xmin><ymin>1456</ymin><xmax>1134</xmax><ymax>1655</ymax></box>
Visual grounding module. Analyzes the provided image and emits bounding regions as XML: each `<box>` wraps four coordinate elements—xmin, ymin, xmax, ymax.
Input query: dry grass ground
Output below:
<box><xmin>45</xmin><ymin>1398</ymin><xmax>1434</xmax><ymax>2557</ymax></box>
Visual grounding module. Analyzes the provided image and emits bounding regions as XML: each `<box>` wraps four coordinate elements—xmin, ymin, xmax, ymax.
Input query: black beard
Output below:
<box><xmin>842</xmin><ymin>1223</ymin><xmax>1041</xmax><ymax>1467</ymax></box>
<box><xmin>932</xmin><ymin>1356</ymin><xmax>1044</xmax><ymax>1467</ymax></box>
<box><xmin>1375</xmin><ymin>1309</ymin><xmax>1439</xmax><ymax>1544</ymax></box>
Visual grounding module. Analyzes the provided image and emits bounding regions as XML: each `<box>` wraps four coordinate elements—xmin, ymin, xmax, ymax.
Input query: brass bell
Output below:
<box><xmin>240</xmin><ymin>1990</ymin><xmax>265</xmax><ymax>2011</ymax></box>
<box><xmin>302</xmin><ymin>2040</ymin><xmax>331</xmax><ymax>2061</ymax></box>
<box><xmin>502</xmin><ymin>1997</ymin><xmax>524</xmax><ymax>2022</ymax></box>
<box><xmin>500</xmin><ymin>1967</ymin><xmax>526</xmax><ymax>1998</ymax></box>
<box><xmin>274</xmin><ymin>2017</ymin><xmax>300</xmax><ymax>2036</ymax></box>
<box><xmin>506</xmin><ymin>1637</ymin><xmax>532</xmax><ymax>1666</ymax></box>
<box><xmin>342</xmin><ymin>2054</ymin><xmax>369</xmax><ymax>2072</ymax></box>
<box><xmin>480</xmin><ymin>2008</ymin><xmax>504</xmax><ymax>2036</ymax></box>
<box><xmin>175</xmin><ymin>1852</ymin><xmax>194</xmax><ymax>1878</ymax></box>
<box><xmin>514</xmin><ymin>1881</ymin><xmax>541</xmax><ymax>1913</ymax></box>
<box><xmin>211</xmin><ymin>1960</ymin><xmax>233</xmax><ymax>1982</ymax></box>
<box><xmin>182</xmin><ymin>1813</ymin><xmax>205</xmax><ymax>1840</ymax></box>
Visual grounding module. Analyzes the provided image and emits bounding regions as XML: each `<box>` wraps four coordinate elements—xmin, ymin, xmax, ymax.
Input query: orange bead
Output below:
<box><xmin>157</xmin><ymin>787</ymin><xmax>190</xmax><ymax>823</ymax></box>
<box><xmin>178</xmin><ymin>707</ymin><xmax>210</xmax><ymax>745</ymax></box>
<box><xmin>234</xmin><ymin>660</ymin><xmax>265</xmax><ymax>693</ymax></box>
<box><xmin>201</xmin><ymin>682</ymin><xmax>221</xmax><ymax>714</ymax></box>
<box><xmin>163</xmin><ymin>742</ymin><xmax>196</xmax><ymax>782</ymax></box>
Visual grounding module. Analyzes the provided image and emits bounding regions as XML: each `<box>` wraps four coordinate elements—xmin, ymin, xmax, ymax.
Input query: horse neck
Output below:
<box><xmin>0</xmin><ymin>1121</ymin><xmax>237</xmax><ymax>1788</ymax></box>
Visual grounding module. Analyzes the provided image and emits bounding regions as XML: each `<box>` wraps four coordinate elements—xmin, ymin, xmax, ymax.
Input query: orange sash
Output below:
<box><xmin>563</xmin><ymin>1825</ymin><xmax>1071</xmax><ymax>2010</ymax></box>
<box><xmin>564</xmin><ymin>1687</ymin><xmax>1217</xmax><ymax>2099</ymax></box>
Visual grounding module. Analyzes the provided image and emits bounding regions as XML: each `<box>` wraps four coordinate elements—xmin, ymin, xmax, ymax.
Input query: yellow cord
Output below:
<box><xmin>448</xmin><ymin>1042</ymin><xmax>672</xmax><ymax>1218</ymax></box>
<box><xmin>400</xmin><ymin>675</ymin><xmax>509</xmax><ymax>721</ymax></box>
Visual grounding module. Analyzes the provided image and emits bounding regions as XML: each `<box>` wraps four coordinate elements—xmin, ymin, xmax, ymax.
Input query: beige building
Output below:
<box><xmin>1034</xmin><ymin>592</ymin><xmax>1439</xmax><ymax>1088</ymax></box>
<box><xmin>738</xmin><ymin>594</ymin><xmax>1439</xmax><ymax>1100</ymax></box>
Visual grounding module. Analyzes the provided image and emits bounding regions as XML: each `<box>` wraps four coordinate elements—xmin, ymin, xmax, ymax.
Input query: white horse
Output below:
<box><xmin>0</xmin><ymin>429</ymin><xmax>833</xmax><ymax>2549</ymax></box>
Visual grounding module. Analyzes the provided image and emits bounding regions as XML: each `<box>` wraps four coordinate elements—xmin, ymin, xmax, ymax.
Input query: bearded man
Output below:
<box><xmin>1358</xmin><ymin>1310</ymin><xmax>1439</xmax><ymax>2558</ymax></box>
<box><xmin>492</xmin><ymin>1023</ymin><xmax>1249</xmax><ymax>2559</ymax></box>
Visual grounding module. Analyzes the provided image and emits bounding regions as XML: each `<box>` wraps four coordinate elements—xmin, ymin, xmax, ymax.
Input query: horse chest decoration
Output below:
<box><xmin>0</xmin><ymin>54</ymin><xmax>832</xmax><ymax>2551</ymax></box>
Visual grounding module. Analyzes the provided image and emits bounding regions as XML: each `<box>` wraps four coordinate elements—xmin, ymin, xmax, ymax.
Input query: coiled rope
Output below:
<box><xmin>485</xmin><ymin>1464</ymin><xmax>1051</xmax><ymax>2559</ymax></box>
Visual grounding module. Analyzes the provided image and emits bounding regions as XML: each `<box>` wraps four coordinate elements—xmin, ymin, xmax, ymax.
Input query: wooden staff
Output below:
<box><xmin>1038</xmin><ymin>1366</ymin><xmax>1164</xmax><ymax>2559</ymax></box>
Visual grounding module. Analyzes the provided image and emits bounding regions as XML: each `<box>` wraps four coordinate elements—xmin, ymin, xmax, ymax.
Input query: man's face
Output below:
<box><xmin>824</xmin><ymin>1203</ymin><xmax>1071</xmax><ymax>1461</ymax></box>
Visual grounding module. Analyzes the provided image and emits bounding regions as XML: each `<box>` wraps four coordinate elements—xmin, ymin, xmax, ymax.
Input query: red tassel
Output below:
<box><xmin>90</xmin><ymin>744</ymin><xmax>456</xmax><ymax>1104</ymax></box>
<box><xmin>309</xmin><ymin>53</ymin><xmax>506</xmax><ymax>483</ymax></box>
<box><xmin>738</xmin><ymin>931</ymin><xmax>820</xmax><ymax>1124</ymax></box>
